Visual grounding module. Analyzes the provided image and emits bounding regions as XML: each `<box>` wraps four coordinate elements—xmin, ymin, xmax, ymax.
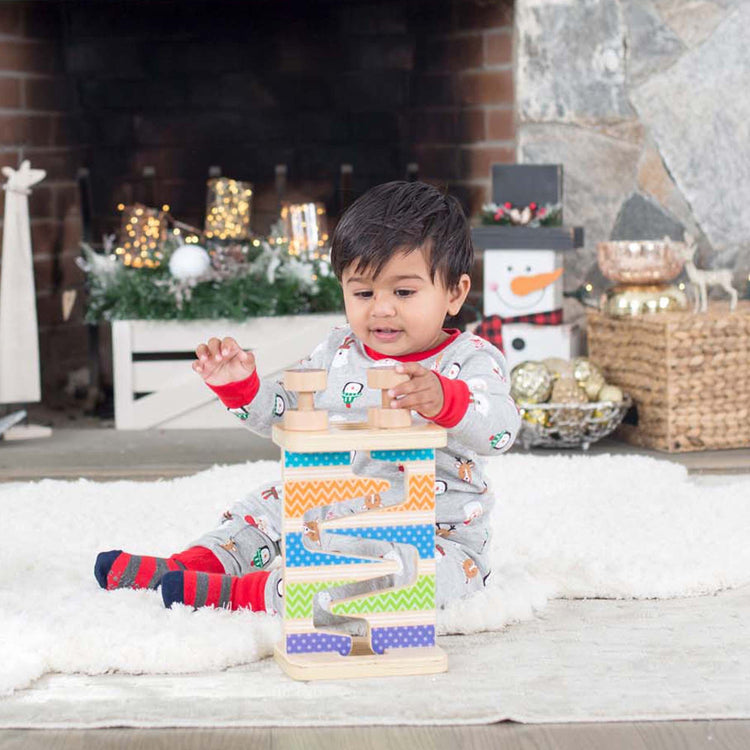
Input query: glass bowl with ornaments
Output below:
<box><xmin>597</xmin><ymin>238</ymin><xmax>690</xmax><ymax>317</ymax></box>
<box><xmin>510</xmin><ymin>357</ymin><xmax>632</xmax><ymax>450</ymax></box>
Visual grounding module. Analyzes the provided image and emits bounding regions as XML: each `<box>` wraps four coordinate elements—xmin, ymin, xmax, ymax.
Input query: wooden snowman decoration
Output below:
<box><xmin>472</xmin><ymin>164</ymin><xmax>584</xmax><ymax>370</ymax></box>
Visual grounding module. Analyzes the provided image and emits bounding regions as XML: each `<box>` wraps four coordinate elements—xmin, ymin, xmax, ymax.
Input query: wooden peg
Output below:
<box><xmin>283</xmin><ymin>369</ymin><xmax>329</xmax><ymax>431</ymax></box>
<box><xmin>367</xmin><ymin>367</ymin><xmax>411</xmax><ymax>429</ymax></box>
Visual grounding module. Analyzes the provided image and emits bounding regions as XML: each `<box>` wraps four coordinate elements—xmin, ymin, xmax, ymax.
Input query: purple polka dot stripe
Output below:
<box><xmin>287</xmin><ymin>632</ymin><xmax>351</xmax><ymax>656</ymax></box>
<box><xmin>370</xmin><ymin>625</ymin><xmax>435</xmax><ymax>654</ymax></box>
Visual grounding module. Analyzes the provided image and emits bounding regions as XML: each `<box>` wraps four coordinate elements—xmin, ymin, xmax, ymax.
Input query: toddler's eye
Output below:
<box><xmin>353</xmin><ymin>290</ymin><xmax>373</xmax><ymax>299</ymax></box>
<box><xmin>395</xmin><ymin>289</ymin><xmax>415</xmax><ymax>298</ymax></box>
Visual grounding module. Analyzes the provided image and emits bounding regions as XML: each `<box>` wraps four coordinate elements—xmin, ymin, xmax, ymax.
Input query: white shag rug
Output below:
<box><xmin>1</xmin><ymin>453</ymin><xmax>750</xmax><ymax>713</ymax></box>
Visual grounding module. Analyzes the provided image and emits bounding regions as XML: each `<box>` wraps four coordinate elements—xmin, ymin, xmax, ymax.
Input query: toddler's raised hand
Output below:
<box><xmin>388</xmin><ymin>363</ymin><xmax>445</xmax><ymax>419</ymax></box>
<box><xmin>193</xmin><ymin>337</ymin><xmax>256</xmax><ymax>386</ymax></box>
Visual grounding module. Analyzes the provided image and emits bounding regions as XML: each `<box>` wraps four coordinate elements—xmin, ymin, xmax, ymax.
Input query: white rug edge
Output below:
<box><xmin>4</xmin><ymin>711</ymin><xmax>750</xmax><ymax>730</ymax></box>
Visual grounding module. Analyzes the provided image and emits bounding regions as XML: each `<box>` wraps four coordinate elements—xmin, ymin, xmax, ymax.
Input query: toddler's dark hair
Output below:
<box><xmin>330</xmin><ymin>181</ymin><xmax>473</xmax><ymax>289</ymax></box>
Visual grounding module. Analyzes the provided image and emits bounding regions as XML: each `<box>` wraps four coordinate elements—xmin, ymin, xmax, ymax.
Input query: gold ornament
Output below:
<box><xmin>522</xmin><ymin>408</ymin><xmax>550</xmax><ymax>427</ymax></box>
<box><xmin>550</xmin><ymin>377</ymin><xmax>588</xmax><ymax>429</ymax></box>
<box><xmin>597</xmin><ymin>384</ymin><xmax>623</xmax><ymax>402</ymax></box>
<box><xmin>550</xmin><ymin>378</ymin><xmax>587</xmax><ymax>404</ymax></box>
<box><xmin>543</xmin><ymin>357</ymin><xmax>574</xmax><ymax>380</ymax></box>
<box><xmin>510</xmin><ymin>361</ymin><xmax>553</xmax><ymax>404</ymax></box>
<box><xmin>602</xmin><ymin>284</ymin><xmax>689</xmax><ymax>317</ymax></box>
<box><xmin>572</xmin><ymin>357</ymin><xmax>606</xmax><ymax>401</ymax></box>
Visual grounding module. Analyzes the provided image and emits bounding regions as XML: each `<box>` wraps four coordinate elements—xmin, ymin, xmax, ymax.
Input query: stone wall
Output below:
<box><xmin>515</xmin><ymin>0</ymin><xmax>750</xmax><ymax>286</ymax></box>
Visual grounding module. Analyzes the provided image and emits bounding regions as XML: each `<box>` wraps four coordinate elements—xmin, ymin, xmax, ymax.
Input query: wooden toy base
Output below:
<box><xmin>274</xmin><ymin>643</ymin><xmax>448</xmax><ymax>681</ymax></box>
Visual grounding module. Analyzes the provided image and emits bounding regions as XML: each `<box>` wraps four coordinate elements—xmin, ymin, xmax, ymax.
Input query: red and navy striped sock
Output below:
<box><xmin>161</xmin><ymin>570</ymin><xmax>270</xmax><ymax>611</ymax></box>
<box><xmin>94</xmin><ymin>546</ymin><xmax>223</xmax><ymax>591</ymax></box>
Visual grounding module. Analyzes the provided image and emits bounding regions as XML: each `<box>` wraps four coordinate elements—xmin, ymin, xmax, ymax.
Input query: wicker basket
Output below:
<box><xmin>586</xmin><ymin>302</ymin><xmax>750</xmax><ymax>452</ymax></box>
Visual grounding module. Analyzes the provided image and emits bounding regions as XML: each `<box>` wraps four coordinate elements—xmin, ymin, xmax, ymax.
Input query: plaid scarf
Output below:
<box><xmin>474</xmin><ymin>309</ymin><xmax>563</xmax><ymax>353</ymax></box>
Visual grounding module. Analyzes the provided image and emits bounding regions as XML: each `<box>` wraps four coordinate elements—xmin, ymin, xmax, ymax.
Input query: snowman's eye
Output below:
<box><xmin>526</xmin><ymin>266</ymin><xmax>531</xmax><ymax>273</ymax></box>
<box><xmin>507</xmin><ymin>265</ymin><xmax>513</xmax><ymax>272</ymax></box>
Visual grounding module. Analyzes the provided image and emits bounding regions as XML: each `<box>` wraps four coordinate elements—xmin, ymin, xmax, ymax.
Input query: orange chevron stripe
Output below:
<box><xmin>284</xmin><ymin>477</ymin><xmax>390</xmax><ymax>518</ymax></box>
<box><xmin>382</xmin><ymin>473</ymin><xmax>435</xmax><ymax>513</ymax></box>
<box><xmin>407</xmin><ymin>473</ymin><xmax>435</xmax><ymax>512</ymax></box>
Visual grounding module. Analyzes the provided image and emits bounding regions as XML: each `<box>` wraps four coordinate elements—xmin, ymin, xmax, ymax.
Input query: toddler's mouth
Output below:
<box><xmin>371</xmin><ymin>327</ymin><xmax>402</xmax><ymax>342</ymax></box>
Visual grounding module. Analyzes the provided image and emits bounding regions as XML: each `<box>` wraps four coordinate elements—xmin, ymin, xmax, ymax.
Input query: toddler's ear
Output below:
<box><xmin>448</xmin><ymin>274</ymin><xmax>471</xmax><ymax>316</ymax></box>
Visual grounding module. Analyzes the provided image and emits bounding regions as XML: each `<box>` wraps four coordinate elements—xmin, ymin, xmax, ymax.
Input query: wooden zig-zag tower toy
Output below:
<box><xmin>272</xmin><ymin>366</ymin><xmax>448</xmax><ymax>680</ymax></box>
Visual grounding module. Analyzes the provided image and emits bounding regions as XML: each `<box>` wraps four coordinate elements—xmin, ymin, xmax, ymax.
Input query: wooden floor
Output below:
<box><xmin>1</xmin><ymin>426</ymin><xmax>749</xmax><ymax>482</ymax></box>
<box><xmin>1</xmin><ymin>722</ymin><xmax>749</xmax><ymax>749</ymax></box>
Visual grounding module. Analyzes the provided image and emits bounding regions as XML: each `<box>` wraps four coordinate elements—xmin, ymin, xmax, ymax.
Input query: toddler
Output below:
<box><xmin>95</xmin><ymin>180</ymin><xmax>520</xmax><ymax>614</ymax></box>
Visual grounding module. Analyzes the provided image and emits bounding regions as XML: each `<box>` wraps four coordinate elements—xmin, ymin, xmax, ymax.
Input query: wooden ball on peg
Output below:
<box><xmin>283</xmin><ymin>369</ymin><xmax>328</xmax><ymax>431</ymax></box>
<box><xmin>367</xmin><ymin>367</ymin><xmax>411</xmax><ymax>429</ymax></box>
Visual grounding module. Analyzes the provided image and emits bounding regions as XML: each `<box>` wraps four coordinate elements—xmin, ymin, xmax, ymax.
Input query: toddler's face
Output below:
<box><xmin>341</xmin><ymin>248</ymin><xmax>470</xmax><ymax>356</ymax></box>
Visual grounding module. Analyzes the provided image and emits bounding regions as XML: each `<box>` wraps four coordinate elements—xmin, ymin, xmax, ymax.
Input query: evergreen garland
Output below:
<box><xmin>79</xmin><ymin>238</ymin><xmax>343</xmax><ymax>322</ymax></box>
<box><xmin>480</xmin><ymin>201</ymin><xmax>562</xmax><ymax>227</ymax></box>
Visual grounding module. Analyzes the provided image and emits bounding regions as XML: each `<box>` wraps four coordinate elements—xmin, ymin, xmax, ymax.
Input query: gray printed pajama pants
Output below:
<box><xmin>190</xmin><ymin>480</ymin><xmax>491</xmax><ymax>614</ymax></box>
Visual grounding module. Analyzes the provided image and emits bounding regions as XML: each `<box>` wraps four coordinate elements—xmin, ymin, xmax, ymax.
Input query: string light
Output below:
<box><xmin>204</xmin><ymin>177</ymin><xmax>253</xmax><ymax>240</ymax></box>
<box><xmin>115</xmin><ymin>203</ymin><xmax>167</xmax><ymax>268</ymax></box>
<box><xmin>280</xmin><ymin>202</ymin><xmax>328</xmax><ymax>260</ymax></box>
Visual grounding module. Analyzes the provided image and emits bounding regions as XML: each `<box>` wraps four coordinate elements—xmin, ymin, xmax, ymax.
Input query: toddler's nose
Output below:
<box><xmin>371</xmin><ymin>293</ymin><xmax>396</xmax><ymax>317</ymax></box>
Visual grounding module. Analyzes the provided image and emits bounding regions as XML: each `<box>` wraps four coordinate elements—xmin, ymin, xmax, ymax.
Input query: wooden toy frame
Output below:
<box><xmin>272</xmin><ymin>369</ymin><xmax>449</xmax><ymax>680</ymax></box>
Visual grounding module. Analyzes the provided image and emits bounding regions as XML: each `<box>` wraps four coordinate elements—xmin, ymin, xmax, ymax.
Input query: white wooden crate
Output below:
<box><xmin>112</xmin><ymin>314</ymin><xmax>346</xmax><ymax>430</ymax></box>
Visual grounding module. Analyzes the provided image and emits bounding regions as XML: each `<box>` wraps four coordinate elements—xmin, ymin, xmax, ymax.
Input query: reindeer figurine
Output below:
<box><xmin>677</xmin><ymin>234</ymin><xmax>738</xmax><ymax>313</ymax></box>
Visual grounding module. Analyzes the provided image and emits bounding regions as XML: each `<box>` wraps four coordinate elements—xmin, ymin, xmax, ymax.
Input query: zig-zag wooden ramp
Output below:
<box><xmin>272</xmin><ymin>420</ymin><xmax>449</xmax><ymax>680</ymax></box>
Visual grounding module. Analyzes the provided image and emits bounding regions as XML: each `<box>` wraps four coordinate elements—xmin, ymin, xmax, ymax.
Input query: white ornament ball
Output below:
<box><xmin>168</xmin><ymin>244</ymin><xmax>211</xmax><ymax>281</ymax></box>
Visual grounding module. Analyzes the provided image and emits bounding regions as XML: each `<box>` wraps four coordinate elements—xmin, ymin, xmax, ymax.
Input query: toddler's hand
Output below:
<box><xmin>387</xmin><ymin>363</ymin><xmax>444</xmax><ymax>419</ymax></box>
<box><xmin>193</xmin><ymin>337</ymin><xmax>256</xmax><ymax>386</ymax></box>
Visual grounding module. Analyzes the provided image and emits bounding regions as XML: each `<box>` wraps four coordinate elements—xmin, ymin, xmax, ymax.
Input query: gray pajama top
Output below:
<box><xmin>222</xmin><ymin>324</ymin><xmax>521</xmax><ymax>579</ymax></box>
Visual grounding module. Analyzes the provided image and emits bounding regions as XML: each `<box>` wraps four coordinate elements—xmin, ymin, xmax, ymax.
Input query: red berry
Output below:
<box><xmin>529</xmin><ymin>202</ymin><xmax>537</xmax><ymax>210</ymax></box>
<box><xmin>504</xmin><ymin>202</ymin><xmax>512</xmax><ymax>209</ymax></box>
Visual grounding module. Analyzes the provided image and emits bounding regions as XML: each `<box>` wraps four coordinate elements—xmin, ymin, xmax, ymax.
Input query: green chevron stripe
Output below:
<box><xmin>333</xmin><ymin>575</ymin><xmax>435</xmax><ymax>616</ymax></box>
<box><xmin>285</xmin><ymin>579</ymin><xmax>355</xmax><ymax>620</ymax></box>
<box><xmin>284</xmin><ymin>575</ymin><xmax>436</xmax><ymax>619</ymax></box>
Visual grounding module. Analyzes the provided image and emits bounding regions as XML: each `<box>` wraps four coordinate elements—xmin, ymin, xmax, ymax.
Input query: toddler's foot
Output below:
<box><xmin>94</xmin><ymin>550</ymin><xmax>185</xmax><ymax>591</ymax></box>
<box><xmin>161</xmin><ymin>570</ymin><xmax>270</xmax><ymax>611</ymax></box>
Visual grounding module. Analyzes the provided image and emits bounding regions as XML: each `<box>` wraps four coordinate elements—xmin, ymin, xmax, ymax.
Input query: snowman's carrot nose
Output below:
<box><xmin>510</xmin><ymin>268</ymin><xmax>563</xmax><ymax>296</ymax></box>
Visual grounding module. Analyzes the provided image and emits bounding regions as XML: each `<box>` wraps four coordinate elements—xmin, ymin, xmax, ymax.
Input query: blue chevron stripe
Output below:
<box><xmin>285</xmin><ymin>524</ymin><xmax>434</xmax><ymax>567</ymax></box>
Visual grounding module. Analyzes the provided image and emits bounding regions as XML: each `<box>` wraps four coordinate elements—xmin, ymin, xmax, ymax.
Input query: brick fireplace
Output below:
<box><xmin>0</xmin><ymin>0</ymin><xmax>515</xmax><ymax>407</ymax></box>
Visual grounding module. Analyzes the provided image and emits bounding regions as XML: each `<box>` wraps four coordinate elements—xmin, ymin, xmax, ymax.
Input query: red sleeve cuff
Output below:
<box><xmin>421</xmin><ymin>373</ymin><xmax>470</xmax><ymax>428</ymax></box>
<box><xmin>207</xmin><ymin>370</ymin><xmax>260</xmax><ymax>409</ymax></box>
